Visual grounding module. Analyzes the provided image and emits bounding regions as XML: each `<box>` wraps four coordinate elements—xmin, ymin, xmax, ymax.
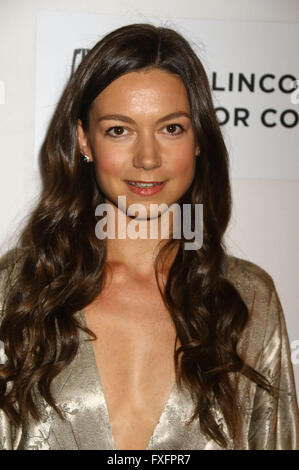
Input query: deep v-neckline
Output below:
<box><xmin>79</xmin><ymin>309</ymin><xmax>177</xmax><ymax>451</ymax></box>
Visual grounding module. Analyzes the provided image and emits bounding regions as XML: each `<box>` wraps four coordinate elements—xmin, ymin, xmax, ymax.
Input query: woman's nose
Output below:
<box><xmin>132</xmin><ymin>133</ymin><xmax>162</xmax><ymax>170</ymax></box>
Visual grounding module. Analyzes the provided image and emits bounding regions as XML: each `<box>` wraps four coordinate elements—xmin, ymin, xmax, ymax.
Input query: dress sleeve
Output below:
<box><xmin>0</xmin><ymin>375</ymin><xmax>22</xmax><ymax>450</ymax></box>
<box><xmin>0</xmin><ymin>310</ymin><xmax>15</xmax><ymax>449</ymax></box>
<box><xmin>248</xmin><ymin>285</ymin><xmax>299</xmax><ymax>449</ymax></box>
<box><xmin>0</xmin><ymin>387</ymin><xmax>15</xmax><ymax>450</ymax></box>
<box><xmin>0</xmin><ymin>250</ymin><xmax>23</xmax><ymax>450</ymax></box>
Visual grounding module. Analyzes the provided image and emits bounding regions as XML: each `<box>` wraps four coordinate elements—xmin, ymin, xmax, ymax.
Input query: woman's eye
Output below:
<box><xmin>106</xmin><ymin>126</ymin><xmax>128</xmax><ymax>137</ymax></box>
<box><xmin>164</xmin><ymin>124</ymin><xmax>185</xmax><ymax>135</ymax></box>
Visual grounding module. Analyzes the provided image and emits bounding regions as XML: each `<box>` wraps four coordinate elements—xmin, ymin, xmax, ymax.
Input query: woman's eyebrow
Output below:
<box><xmin>97</xmin><ymin>111</ymin><xmax>191</xmax><ymax>124</ymax></box>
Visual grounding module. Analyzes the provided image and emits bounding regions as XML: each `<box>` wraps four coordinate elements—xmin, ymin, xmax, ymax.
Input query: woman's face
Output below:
<box><xmin>77</xmin><ymin>69</ymin><xmax>200</xmax><ymax>216</ymax></box>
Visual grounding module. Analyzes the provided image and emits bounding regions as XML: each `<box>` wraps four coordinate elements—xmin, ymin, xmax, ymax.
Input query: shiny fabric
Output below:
<box><xmin>0</xmin><ymin>253</ymin><xmax>298</xmax><ymax>450</ymax></box>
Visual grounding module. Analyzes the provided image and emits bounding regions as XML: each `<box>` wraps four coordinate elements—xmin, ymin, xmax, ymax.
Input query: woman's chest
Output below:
<box><xmin>82</xmin><ymin>282</ymin><xmax>179</xmax><ymax>449</ymax></box>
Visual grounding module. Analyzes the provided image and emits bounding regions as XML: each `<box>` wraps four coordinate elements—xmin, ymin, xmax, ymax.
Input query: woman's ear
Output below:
<box><xmin>77</xmin><ymin>119</ymin><xmax>93</xmax><ymax>162</ymax></box>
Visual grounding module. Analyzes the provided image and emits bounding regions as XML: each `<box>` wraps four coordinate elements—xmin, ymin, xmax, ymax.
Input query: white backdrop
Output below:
<box><xmin>0</xmin><ymin>0</ymin><xmax>298</xmax><ymax>401</ymax></box>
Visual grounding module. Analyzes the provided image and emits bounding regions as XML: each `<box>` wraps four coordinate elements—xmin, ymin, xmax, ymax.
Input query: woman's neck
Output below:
<box><xmin>103</xmin><ymin>201</ymin><xmax>180</xmax><ymax>279</ymax></box>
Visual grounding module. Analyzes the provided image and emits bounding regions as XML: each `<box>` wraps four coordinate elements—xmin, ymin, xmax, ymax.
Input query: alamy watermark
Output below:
<box><xmin>94</xmin><ymin>196</ymin><xmax>203</xmax><ymax>251</ymax></box>
<box><xmin>0</xmin><ymin>340</ymin><xmax>7</xmax><ymax>364</ymax></box>
<box><xmin>290</xmin><ymin>79</ymin><xmax>299</xmax><ymax>105</ymax></box>
<box><xmin>291</xmin><ymin>340</ymin><xmax>299</xmax><ymax>366</ymax></box>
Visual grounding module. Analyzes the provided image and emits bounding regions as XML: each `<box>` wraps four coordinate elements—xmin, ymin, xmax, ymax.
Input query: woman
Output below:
<box><xmin>0</xmin><ymin>23</ymin><xmax>298</xmax><ymax>450</ymax></box>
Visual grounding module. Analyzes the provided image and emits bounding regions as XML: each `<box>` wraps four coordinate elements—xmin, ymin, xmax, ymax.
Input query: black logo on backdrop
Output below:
<box><xmin>212</xmin><ymin>72</ymin><xmax>298</xmax><ymax>128</ymax></box>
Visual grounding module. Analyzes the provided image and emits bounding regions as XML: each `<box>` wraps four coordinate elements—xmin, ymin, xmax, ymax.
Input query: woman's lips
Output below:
<box><xmin>124</xmin><ymin>180</ymin><xmax>167</xmax><ymax>196</ymax></box>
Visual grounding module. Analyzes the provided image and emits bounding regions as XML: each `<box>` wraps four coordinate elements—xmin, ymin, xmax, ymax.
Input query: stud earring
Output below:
<box><xmin>82</xmin><ymin>154</ymin><xmax>90</xmax><ymax>163</ymax></box>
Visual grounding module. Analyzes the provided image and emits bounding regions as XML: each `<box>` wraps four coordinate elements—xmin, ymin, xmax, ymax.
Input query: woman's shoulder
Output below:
<box><xmin>225</xmin><ymin>254</ymin><xmax>275</xmax><ymax>292</ymax></box>
<box><xmin>224</xmin><ymin>255</ymin><xmax>286</xmax><ymax>368</ymax></box>
<box><xmin>0</xmin><ymin>246</ymin><xmax>25</xmax><ymax>280</ymax></box>
<box><xmin>224</xmin><ymin>254</ymin><xmax>278</xmax><ymax>313</ymax></box>
<box><xmin>0</xmin><ymin>247</ymin><xmax>26</xmax><ymax>318</ymax></box>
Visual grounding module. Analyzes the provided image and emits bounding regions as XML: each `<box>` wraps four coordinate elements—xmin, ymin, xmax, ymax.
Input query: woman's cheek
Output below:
<box><xmin>172</xmin><ymin>150</ymin><xmax>195</xmax><ymax>176</ymax></box>
<box><xmin>99</xmin><ymin>157</ymin><xmax>123</xmax><ymax>175</ymax></box>
<box><xmin>93</xmin><ymin>143</ymin><xmax>126</xmax><ymax>175</ymax></box>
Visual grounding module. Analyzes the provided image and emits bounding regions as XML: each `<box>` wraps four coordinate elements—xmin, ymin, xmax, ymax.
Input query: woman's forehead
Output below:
<box><xmin>90</xmin><ymin>70</ymin><xmax>190</xmax><ymax>114</ymax></box>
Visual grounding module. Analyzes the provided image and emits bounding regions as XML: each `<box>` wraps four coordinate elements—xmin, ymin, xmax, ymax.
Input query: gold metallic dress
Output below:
<box><xmin>0</xmin><ymin>254</ymin><xmax>298</xmax><ymax>450</ymax></box>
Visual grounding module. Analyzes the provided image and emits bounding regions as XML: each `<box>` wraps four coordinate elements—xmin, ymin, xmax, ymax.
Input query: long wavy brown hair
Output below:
<box><xmin>0</xmin><ymin>23</ymin><xmax>279</xmax><ymax>448</ymax></box>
